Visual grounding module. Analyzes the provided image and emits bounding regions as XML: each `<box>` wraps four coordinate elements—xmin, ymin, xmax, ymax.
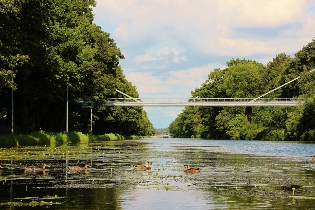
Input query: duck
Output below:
<box><xmin>281</xmin><ymin>184</ymin><xmax>301</xmax><ymax>191</ymax></box>
<box><xmin>25</xmin><ymin>163</ymin><xmax>49</xmax><ymax>173</ymax></box>
<box><xmin>312</xmin><ymin>155</ymin><xmax>315</xmax><ymax>163</ymax></box>
<box><xmin>135</xmin><ymin>162</ymin><xmax>152</xmax><ymax>171</ymax></box>
<box><xmin>184</xmin><ymin>165</ymin><xmax>200</xmax><ymax>173</ymax></box>
<box><xmin>69</xmin><ymin>164</ymin><xmax>89</xmax><ymax>173</ymax></box>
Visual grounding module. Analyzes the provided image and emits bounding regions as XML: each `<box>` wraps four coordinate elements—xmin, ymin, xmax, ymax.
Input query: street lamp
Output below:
<box><xmin>66</xmin><ymin>86</ymin><xmax>68</xmax><ymax>133</ymax></box>
<box><xmin>90</xmin><ymin>108</ymin><xmax>92</xmax><ymax>135</ymax></box>
<box><xmin>11</xmin><ymin>79</ymin><xmax>14</xmax><ymax>135</ymax></box>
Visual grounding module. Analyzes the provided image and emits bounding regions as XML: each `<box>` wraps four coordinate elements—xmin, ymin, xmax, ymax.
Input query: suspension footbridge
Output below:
<box><xmin>78</xmin><ymin>97</ymin><xmax>304</xmax><ymax>107</ymax></box>
<box><xmin>78</xmin><ymin>68</ymin><xmax>314</xmax><ymax>107</ymax></box>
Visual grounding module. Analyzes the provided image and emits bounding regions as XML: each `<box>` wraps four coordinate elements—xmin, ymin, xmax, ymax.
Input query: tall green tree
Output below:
<box><xmin>0</xmin><ymin>0</ymin><xmax>29</xmax><ymax>92</ymax></box>
<box><xmin>0</xmin><ymin>0</ymin><xmax>154</xmax><ymax>136</ymax></box>
<box><xmin>283</xmin><ymin>38</ymin><xmax>315</xmax><ymax>140</ymax></box>
<box><xmin>169</xmin><ymin>39</ymin><xmax>315</xmax><ymax>141</ymax></box>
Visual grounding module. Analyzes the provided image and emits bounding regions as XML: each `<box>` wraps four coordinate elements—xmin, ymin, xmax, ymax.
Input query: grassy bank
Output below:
<box><xmin>0</xmin><ymin>131</ymin><xmax>142</xmax><ymax>148</ymax></box>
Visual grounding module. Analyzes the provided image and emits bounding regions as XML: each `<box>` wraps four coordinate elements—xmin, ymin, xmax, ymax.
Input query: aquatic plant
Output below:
<box><xmin>0</xmin><ymin>139</ymin><xmax>315</xmax><ymax>209</ymax></box>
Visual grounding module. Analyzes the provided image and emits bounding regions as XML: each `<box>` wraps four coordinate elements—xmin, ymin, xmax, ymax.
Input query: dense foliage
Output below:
<box><xmin>169</xmin><ymin>39</ymin><xmax>315</xmax><ymax>141</ymax></box>
<box><xmin>0</xmin><ymin>0</ymin><xmax>154</xmax><ymax>136</ymax></box>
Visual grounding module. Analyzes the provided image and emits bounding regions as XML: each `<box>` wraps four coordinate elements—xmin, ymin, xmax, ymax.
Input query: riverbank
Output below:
<box><xmin>0</xmin><ymin>131</ymin><xmax>143</xmax><ymax>148</ymax></box>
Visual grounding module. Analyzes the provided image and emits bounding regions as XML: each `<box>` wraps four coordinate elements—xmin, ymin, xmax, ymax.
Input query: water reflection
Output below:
<box><xmin>120</xmin><ymin>188</ymin><xmax>218</xmax><ymax>210</ymax></box>
<box><xmin>0</xmin><ymin>138</ymin><xmax>315</xmax><ymax>209</ymax></box>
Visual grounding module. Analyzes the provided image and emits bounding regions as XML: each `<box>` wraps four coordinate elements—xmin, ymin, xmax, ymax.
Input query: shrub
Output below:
<box><xmin>0</xmin><ymin>135</ymin><xmax>17</xmax><ymax>147</ymax></box>
<box><xmin>67</xmin><ymin>132</ymin><xmax>89</xmax><ymax>145</ymax></box>
<box><xmin>54</xmin><ymin>133</ymin><xmax>68</xmax><ymax>146</ymax></box>
<box><xmin>77</xmin><ymin>132</ymin><xmax>89</xmax><ymax>144</ymax></box>
<box><xmin>67</xmin><ymin>132</ymin><xmax>80</xmax><ymax>145</ymax></box>
<box><xmin>17</xmin><ymin>135</ymin><xmax>39</xmax><ymax>146</ymax></box>
<box><xmin>300</xmin><ymin>129</ymin><xmax>315</xmax><ymax>141</ymax></box>
<box><xmin>32</xmin><ymin>130</ymin><xmax>51</xmax><ymax>145</ymax></box>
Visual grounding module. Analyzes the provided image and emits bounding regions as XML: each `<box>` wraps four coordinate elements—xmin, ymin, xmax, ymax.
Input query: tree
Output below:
<box><xmin>262</xmin><ymin>53</ymin><xmax>292</xmax><ymax>98</ymax></box>
<box><xmin>0</xmin><ymin>0</ymin><xmax>29</xmax><ymax>92</ymax></box>
<box><xmin>0</xmin><ymin>0</ymin><xmax>154</xmax><ymax>136</ymax></box>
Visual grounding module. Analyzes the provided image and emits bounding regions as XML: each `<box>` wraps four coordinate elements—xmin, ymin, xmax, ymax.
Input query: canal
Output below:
<box><xmin>0</xmin><ymin>138</ymin><xmax>315</xmax><ymax>209</ymax></box>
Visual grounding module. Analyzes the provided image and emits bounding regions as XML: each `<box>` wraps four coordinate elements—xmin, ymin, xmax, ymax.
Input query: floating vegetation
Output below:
<box><xmin>0</xmin><ymin>139</ymin><xmax>315</xmax><ymax>209</ymax></box>
<box><xmin>0</xmin><ymin>201</ymin><xmax>62</xmax><ymax>207</ymax></box>
<box><xmin>289</xmin><ymin>196</ymin><xmax>315</xmax><ymax>199</ymax></box>
<box><xmin>0</xmin><ymin>195</ymin><xmax>64</xmax><ymax>207</ymax></box>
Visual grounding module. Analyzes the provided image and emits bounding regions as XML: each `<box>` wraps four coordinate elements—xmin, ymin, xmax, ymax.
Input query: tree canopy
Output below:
<box><xmin>0</xmin><ymin>0</ymin><xmax>154</xmax><ymax>136</ymax></box>
<box><xmin>169</xmin><ymin>39</ymin><xmax>315</xmax><ymax>141</ymax></box>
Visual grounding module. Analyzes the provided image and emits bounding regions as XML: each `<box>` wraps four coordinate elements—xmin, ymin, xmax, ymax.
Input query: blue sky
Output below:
<box><xmin>93</xmin><ymin>0</ymin><xmax>315</xmax><ymax>129</ymax></box>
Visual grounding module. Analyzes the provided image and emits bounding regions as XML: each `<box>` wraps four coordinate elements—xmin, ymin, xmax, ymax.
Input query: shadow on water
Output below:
<box><xmin>0</xmin><ymin>138</ymin><xmax>315</xmax><ymax>209</ymax></box>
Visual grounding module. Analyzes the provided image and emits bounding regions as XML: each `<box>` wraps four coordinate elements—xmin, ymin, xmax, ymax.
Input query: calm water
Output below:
<box><xmin>1</xmin><ymin>138</ymin><xmax>315</xmax><ymax>209</ymax></box>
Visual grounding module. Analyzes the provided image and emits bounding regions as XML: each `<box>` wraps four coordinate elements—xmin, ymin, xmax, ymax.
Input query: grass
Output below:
<box><xmin>0</xmin><ymin>131</ymin><xmax>142</xmax><ymax>148</ymax></box>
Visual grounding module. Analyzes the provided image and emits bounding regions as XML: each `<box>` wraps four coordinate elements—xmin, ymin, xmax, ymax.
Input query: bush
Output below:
<box><xmin>0</xmin><ymin>131</ymin><xmax>141</xmax><ymax>148</ymax></box>
<box><xmin>54</xmin><ymin>133</ymin><xmax>68</xmax><ymax>147</ymax></box>
<box><xmin>67</xmin><ymin>132</ymin><xmax>80</xmax><ymax>145</ymax></box>
<box><xmin>89</xmin><ymin>134</ymin><xmax>109</xmax><ymax>141</ymax></box>
<box><xmin>77</xmin><ymin>132</ymin><xmax>89</xmax><ymax>144</ymax></box>
<box><xmin>300</xmin><ymin>130</ymin><xmax>315</xmax><ymax>141</ymax></box>
<box><xmin>66</xmin><ymin>132</ymin><xmax>89</xmax><ymax>145</ymax></box>
<box><xmin>0</xmin><ymin>135</ymin><xmax>17</xmax><ymax>147</ymax></box>
<box><xmin>263</xmin><ymin>129</ymin><xmax>285</xmax><ymax>141</ymax></box>
<box><xmin>126</xmin><ymin>135</ymin><xmax>140</xmax><ymax>140</ymax></box>
<box><xmin>106</xmin><ymin>133</ymin><xmax>119</xmax><ymax>140</ymax></box>
<box><xmin>32</xmin><ymin>130</ymin><xmax>51</xmax><ymax>145</ymax></box>
<box><xmin>89</xmin><ymin>133</ymin><xmax>140</xmax><ymax>141</ymax></box>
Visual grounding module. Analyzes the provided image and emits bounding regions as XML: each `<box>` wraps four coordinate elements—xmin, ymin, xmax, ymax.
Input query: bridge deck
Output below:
<box><xmin>100</xmin><ymin>98</ymin><xmax>304</xmax><ymax>107</ymax></box>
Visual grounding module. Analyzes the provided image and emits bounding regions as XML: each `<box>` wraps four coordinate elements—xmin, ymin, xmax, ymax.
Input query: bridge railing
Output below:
<box><xmin>107</xmin><ymin>98</ymin><xmax>305</xmax><ymax>103</ymax></box>
<box><xmin>77</xmin><ymin>98</ymin><xmax>305</xmax><ymax>107</ymax></box>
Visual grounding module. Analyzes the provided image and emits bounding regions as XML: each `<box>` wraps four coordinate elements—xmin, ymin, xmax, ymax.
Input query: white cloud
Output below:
<box><xmin>135</xmin><ymin>54</ymin><xmax>161</xmax><ymax>63</ymax></box>
<box><xmin>172</xmin><ymin>55</ymin><xmax>187</xmax><ymax>63</ymax></box>
<box><xmin>180</xmin><ymin>56</ymin><xmax>187</xmax><ymax>61</ymax></box>
<box><xmin>157</xmin><ymin>47</ymin><xmax>179</xmax><ymax>56</ymax></box>
<box><xmin>127</xmin><ymin>72</ymin><xmax>159</xmax><ymax>84</ymax></box>
<box><xmin>125</xmin><ymin>64</ymin><xmax>213</xmax><ymax>99</ymax></box>
<box><xmin>126</xmin><ymin>72</ymin><xmax>169</xmax><ymax>95</ymax></box>
<box><xmin>180</xmin><ymin>66</ymin><xmax>210</xmax><ymax>82</ymax></box>
<box><xmin>135</xmin><ymin>46</ymin><xmax>187</xmax><ymax>65</ymax></box>
<box><xmin>167</xmin><ymin>65</ymin><xmax>213</xmax><ymax>93</ymax></box>
<box><xmin>172</xmin><ymin>57</ymin><xmax>179</xmax><ymax>63</ymax></box>
<box><xmin>94</xmin><ymin>0</ymin><xmax>315</xmax><ymax>57</ymax></box>
<box><xmin>214</xmin><ymin>0</ymin><xmax>309</xmax><ymax>27</ymax></box>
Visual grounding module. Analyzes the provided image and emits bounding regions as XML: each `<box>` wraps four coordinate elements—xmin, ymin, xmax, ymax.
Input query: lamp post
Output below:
<box><xmin>66</xmin><ymin>86</ymin><xmax>68</xmax><ymax>133</ymax></box>
<box><xmin>11</xmin><ymin>78</ymin><xmax>14</xmax><ymax>135</ymax></box>
<box><xmin>90</xmin><ymin>108</ymin><xmax>92</xmax><ymax>135</ymax></box>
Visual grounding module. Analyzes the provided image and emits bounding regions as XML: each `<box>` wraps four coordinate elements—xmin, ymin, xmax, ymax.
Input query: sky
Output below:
<box><xmin>92</xmin><ymin>0</ymin><xmax>315</xmax><ymax>129</ymax></box>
